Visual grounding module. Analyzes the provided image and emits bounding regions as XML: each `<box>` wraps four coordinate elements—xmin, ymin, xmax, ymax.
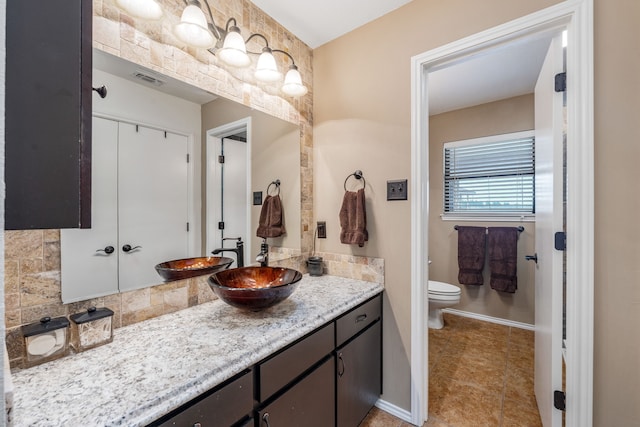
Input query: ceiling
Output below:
<box><xmin>253</xmin><ymin>0</ymin><xmax>555</xmax><ymax>115</ymax></box>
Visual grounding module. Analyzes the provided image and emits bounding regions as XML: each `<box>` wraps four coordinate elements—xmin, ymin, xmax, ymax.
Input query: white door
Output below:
<box><xmin>118</xmin><ymin>123</ymin><xmax>190</xmax><ymax>291</ymax></box>
<box><xmin>206</xmin><ymin>135</ymin><xmax>248</xmax><ymax>264</ymax></box>
<box><xmin>61</xmin><ymin>117</ymin><xmax>119</xmax><ymax>303</ymax></box>
<box><xmin>534</xmin><ymin>33</ymin><xmax>564</xmax><ymax>427</ymax></box>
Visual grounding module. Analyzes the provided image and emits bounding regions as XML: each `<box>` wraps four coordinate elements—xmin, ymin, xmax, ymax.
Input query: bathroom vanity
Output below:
<box><xmin>10</xmin><ymin>275</ymin><xmax>383</xmax><ymax>426</ymax></box>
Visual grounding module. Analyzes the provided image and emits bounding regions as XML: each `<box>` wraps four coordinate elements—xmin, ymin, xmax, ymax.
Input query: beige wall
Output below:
<box><xmin>314</xmin><ymin>0</ymin><xmax>562</xmax><ymax>410</ymax></box>
<box><xmin>429</xmin><ymin>94</ymin><xmax>536</xmax><ymax>324</ymax></box>
<box><xmin>593</xmin><ymin>0</ymin><xmax>640</xmax><ymax>425</ymax></box>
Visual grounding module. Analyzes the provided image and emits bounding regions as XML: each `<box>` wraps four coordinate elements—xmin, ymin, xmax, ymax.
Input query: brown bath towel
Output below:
<box><xmin>488</xmin><ymin>227</ymin><xmax>518</xmax><ymax>293</ymax></box>
<box><xmin>339</xmin><ymin>188</ymin><xmax>368</xmax><ymax>247</ymax></box>
<box><xmin>457</xmin><ymin>226</ymin><xmax>486</xmax><ymax>286</ymax></box>
<box><xmin>256</xmin><ymin>194</ymin><xmax>286</xmax><ymax>238</ymax></box>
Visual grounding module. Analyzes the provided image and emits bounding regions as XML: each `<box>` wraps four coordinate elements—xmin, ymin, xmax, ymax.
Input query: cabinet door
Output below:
<box><xmin>5</xmin><ymin>0</ymin><xmax>92</xmax><ymax>230</ymax></box>
<box><xmin>61</xmin><ymin>117</ymin><xmax>119</xmax><ymax>303</ymax></box>
<box><xmin>336</xmin><ymin>321</ymin><xmax>382</xmax><ymax>427</ymax></box>
<box><xmin>118</xmin><ymin>123</ymin><xmax>190</xmax><ymax>291</ymax></box>
<box><xmin>258</xmin><ymin>357</ymin><xmax>335</xmax><ymax>427</ymax></box>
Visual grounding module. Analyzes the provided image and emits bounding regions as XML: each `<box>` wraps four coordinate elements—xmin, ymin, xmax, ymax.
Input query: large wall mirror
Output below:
<box><xmin>60</xmin><ymin>48</ymin><xmax>300</xmax><ymax>303</ymax></box>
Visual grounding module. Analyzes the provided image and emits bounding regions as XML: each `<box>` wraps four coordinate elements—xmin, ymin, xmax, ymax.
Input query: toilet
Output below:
<box><xmin>428</xmin><ymin>280</ymin><xmax>461</xmax><ymax>329</ymax></box>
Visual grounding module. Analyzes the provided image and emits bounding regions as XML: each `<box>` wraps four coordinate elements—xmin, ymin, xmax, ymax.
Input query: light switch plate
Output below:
<box><xmin>253</xmin><ymin>191</ymin><xmax>263</xmax><ymax>205</ymax></box>
<box><xmin>387</xmin><ymin>179</ymin><xmax>408</xmax><ymax>201</ymax></box>
<box><xmin>317</xmin><ymin>221</ymin><xmax>326</xmax><ymax>238</ymax></box>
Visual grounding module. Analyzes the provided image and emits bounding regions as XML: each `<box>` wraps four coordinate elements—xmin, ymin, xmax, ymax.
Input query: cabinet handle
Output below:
<box><xmin>193</xmin><ymin>423</ymin><xmax>202</xmax><ymax>427</ymax></box>
<box><xmin>356</xmin><ymin>314</ymin><xmax>367</xmax><ymax>323</ymax></box>
<box><xmin>337</xmin><ymin>352</ymin><xmax>345</xmax><ymax>377</ymax></box>
<box><xmin>262</xmin><ymin>412</ymin><xmax>271</xmax><ymax>427</ymax></box>
<box><xmin>122</xmin><ymin>244</ymin><xmax>142</xmax><ymax>253</ymax></box>
<box><xmin>95</xmin><ymin>246</ymin><xmax>115</xmax><ymax>255</ymax></box>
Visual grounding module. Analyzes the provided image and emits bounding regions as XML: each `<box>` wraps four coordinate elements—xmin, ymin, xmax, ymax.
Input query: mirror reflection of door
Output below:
<box><xmin>206</xmin><ymin>121</ymin><xmax>250</xmax><ymax>266</ymax></box>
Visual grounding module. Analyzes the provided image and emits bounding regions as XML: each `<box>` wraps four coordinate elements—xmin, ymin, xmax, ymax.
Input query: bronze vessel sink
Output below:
<box><xmin>155</xmin><ymin>256</ymin><xmax>234</xmax><ymax>281</ymax></box>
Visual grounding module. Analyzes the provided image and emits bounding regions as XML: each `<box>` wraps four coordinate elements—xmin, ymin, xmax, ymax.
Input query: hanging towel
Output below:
<box><xmin>256</xmin><ymin>194</ymin><xmax>286</xmax><ymax>238</ymax></box>
<box><xmin>488</xmin><ymin>227</ymin><xmax>519</xmax><ymax>293</ymax></box>
<box><xmin>457</xmin><ymin>226</ymin><xmax>486</xmax><ymax>286</ymax></box>
<box><xmin>339</xmin><ymin>188</ymin><xmax>368</xmax><ymax>247</ymax></box>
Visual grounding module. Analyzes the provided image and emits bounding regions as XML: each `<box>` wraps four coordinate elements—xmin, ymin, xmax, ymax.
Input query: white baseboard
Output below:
<box><xmin>442</xmin><ymin>308</ymin><xmax>534</xmax><ymax>330</ymax></box>
<box><xmin>375</xmin><ymin>398</ymin><xmax>414</xmax><ymax>424</ymax></box>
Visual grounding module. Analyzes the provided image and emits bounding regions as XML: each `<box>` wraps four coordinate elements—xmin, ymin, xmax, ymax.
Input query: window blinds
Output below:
<box><xmin>443</xmin><ymin>133</ymin><xmax>535</xmax><ymax>214</ymax></box>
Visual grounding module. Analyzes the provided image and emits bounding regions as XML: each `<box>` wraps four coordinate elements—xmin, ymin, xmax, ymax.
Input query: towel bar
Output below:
<box><xmin>454</xmin><ymin>225</ymin><xmax>524</xmax><ymax>233</ymax></box>
<box><xmin>344</xmin><ymin>170</ymin><xmax>366</xmax><ymax>191</ymax></box>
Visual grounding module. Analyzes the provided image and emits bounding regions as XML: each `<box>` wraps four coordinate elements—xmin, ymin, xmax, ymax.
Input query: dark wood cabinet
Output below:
<box><xmin>5</xmin><ymin>0</ymin><xmax>92</xmax><ymax>230</ymax></box>
<box><xmin>336</xmin><ymin>321</ymin><xmax>382</xmax><ymax>427</ymax></box>
<box><xmin>258</xmin><ymin>357</ymin><xmax>335</xmax><ymax>427</ymax></box>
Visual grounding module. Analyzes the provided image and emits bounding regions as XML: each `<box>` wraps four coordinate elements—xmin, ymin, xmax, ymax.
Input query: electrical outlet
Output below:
<box><xmin>387</xmin><ymin>179</ymin><xmax>408</xmax><ymax>201</ymax></box>
<box><xmin>317</xmin><ymin>221</ymin><xmax>327</xmax><ymax>238</ymax></box>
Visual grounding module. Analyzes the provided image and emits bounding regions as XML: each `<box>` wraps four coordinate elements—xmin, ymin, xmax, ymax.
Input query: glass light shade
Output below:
<box><xmin>255</xmin><ymin>49</ymin><xmax>283</xmax><ymax>82</ymax></box>
<box><xmin>174</xmin><ymin>4</ymin><xmax>216</xmax><ymax>48</ymax></box>
<box><xmin>218</xmin><ymin>29</ymin><xmax>251</xmax><ymax>67</ymax></box>
<box><xmin>115</xmin><ymin>0</ymin><xmax>163</xmax><ymax>20</ymax></box>
<box><xmin>282</xmin><ymin>66</ymin><xmax>308</xmax><ymax>96</ymax></box>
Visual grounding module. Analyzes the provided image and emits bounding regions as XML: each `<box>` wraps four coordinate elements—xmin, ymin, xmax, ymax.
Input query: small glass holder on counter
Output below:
<box><xmin>70</xmin><ymin>306</ymin><xmax>114</xmax><ymax>352</ymax></box>
<box><xmin>21</xmin><ymin>316</ymin><xmax>70</xmax><ymax>367</ymax></box>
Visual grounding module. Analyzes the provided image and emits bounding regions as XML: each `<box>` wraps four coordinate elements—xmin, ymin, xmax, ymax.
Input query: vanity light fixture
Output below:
<box><xmin>115</xmin><ymin>0</ymin><xmax>308</xmax><ymax>97</ymax></box>
<box><xmin>115</xmin><ymin>0</ymin><xmax>163</xmax><ymax>20</ymax></box>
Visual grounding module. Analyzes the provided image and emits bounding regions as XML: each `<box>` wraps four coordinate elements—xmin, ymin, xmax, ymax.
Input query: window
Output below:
<box><xmin>443</xmin><ymin>131</ymin><xmax>535</xmax><ymax>218</ymax></box>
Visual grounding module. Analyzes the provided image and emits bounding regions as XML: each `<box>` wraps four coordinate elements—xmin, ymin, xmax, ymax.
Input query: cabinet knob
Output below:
<box><xmin>92</xmin><ymin>85</ymin><xmax>107</xmax><ymax>98</ymax></box>
<box><xmin>122</xmin><ymin>244</ymin><xmax>142</xmax><ymax>253</ymax></box>
<box><xmin>192</xmin><ymin>423</ymin><xmax>202</xmax><ymax>427</ymax></box>
<box><xmin>95</xmin><ymin>246</ymin><xmax>115</xmax><ymax>255</ymax></box>
<box><xmin>262</xmin><ymin>412</ymin><xmax>271</xmax><ymax>427</ymax></box>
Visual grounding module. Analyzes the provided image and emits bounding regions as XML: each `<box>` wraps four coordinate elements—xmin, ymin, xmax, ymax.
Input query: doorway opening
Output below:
<box><xmin>410</xmin><ymin>2</ymin><xmax>594</xmax><ymax>426</ymax></box>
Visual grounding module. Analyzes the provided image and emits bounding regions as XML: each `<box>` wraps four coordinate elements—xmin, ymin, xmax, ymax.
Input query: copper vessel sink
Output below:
<box><xmin>208</xmin><ymin>266</ymin><xmax>302</xmax><ymax>310</ymax></box>
<box><xmin>155</xmin><ymin>256</ymin><xmax>234</xmax><ymax>281</ymax></box>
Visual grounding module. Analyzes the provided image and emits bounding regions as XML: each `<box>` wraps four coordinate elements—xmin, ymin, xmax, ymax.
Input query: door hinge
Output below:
<box><xmin>218</xmin><ymin>221</ymin><xmax>224</xmax><ymax>230</ymax></box>
<box><xmin>218</xmin><ymin>155</ymin><xmax>225</xmax><ymax>164</ymax></box>
<box><xmin>554</xmin><ymin>390</ymin><xmax>566</xmax><ymax>411</ymax></box>
<box><xmin>555</xmin><ymin>231</ymin><xmax>566</xmax><ymax>251</ymax></box>
<box><xmin>186</xmin><ymin>153</ymin><xmax>190</xmax><ymax>163</ymax></box>
<box><xmin>186</xmin><ymin>222</ymin><xmax>190</xmax><ymax>232</ymax></box>
<box><xmin>555</xmin><ymin>72</ymin><xmax>567</xmax><ymax>92</ymax></box>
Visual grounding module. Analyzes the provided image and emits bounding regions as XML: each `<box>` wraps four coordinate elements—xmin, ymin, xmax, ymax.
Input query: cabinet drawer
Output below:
<box><xmin>259</xmin><ymin>322</ymin><xmax>334</xmax><ymax>401</ymax></box>
<box><xmin>336</xmin><ymin>295</ymin><xmax>382</xmax><ymax>347</ymax></box>
<box><xmin>152</xmin><ymin>370</ymin><xmax>252</xmax><ymax>427</ymax></box>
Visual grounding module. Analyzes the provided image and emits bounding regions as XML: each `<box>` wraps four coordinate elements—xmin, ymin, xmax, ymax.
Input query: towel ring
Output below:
<box><xmin>267</xmin><ymin>179</ymin><xmax>281</xmax><ymax>196</ymax></box>
<box><xmin>344</xmin><ymin>170</ymin><xmax>366</xmax><ymax>191</ymax></box>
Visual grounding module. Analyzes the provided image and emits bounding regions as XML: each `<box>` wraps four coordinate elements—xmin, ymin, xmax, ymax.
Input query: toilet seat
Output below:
<box><xmin>428</xmin><ymin>280</ymin><xmax>461</xmax><ymax>296</ymax></box>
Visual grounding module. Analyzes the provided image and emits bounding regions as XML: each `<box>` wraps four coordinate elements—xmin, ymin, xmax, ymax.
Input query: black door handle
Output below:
<box><xmin>525</xmin><ymin>253</ymin><xmax>538</xmax><ymax>263</ymax></box>
<box><xmin>96</xmin><ymin>246</ymin><xmax>114</xmax><ymax>254</ymax></box>
<box><xmin>122</xmin><ymin>244</ymin><xmax>142</xmax><ymax>253</ymax></box>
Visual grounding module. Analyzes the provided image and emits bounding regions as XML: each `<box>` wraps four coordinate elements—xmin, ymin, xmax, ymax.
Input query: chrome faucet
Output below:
<box><xmin>212</xmin><ymin>237</ymin><xmax>244</xmax><ymax>268</ymax></box>
<box><xmin>256</xmin><ymin>239</ymin><xmax>269</xmax><ymax>267</ymax></box>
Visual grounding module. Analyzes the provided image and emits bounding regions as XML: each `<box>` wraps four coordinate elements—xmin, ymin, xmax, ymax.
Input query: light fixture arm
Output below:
<box><xmin>271</xmin><ymin>49</ymin><xmax>297</xmax><ymax>67</ymax></box>
<box><xmin>183</xmin><ymin>0</ymin><xmax>223</xmax><ymax>41</ymax></box>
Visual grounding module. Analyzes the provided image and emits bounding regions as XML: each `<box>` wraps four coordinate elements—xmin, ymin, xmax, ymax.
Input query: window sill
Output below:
<box><xmin>440</xmin><ymin>214</ymin><xmax>535</xmax><ymax>222</ymax></box>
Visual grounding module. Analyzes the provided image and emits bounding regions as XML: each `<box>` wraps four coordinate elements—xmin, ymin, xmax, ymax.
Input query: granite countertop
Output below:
<box><xmin>11</xmin><ymin>275</ymin><xmax>384</xmax><ymax>427</ymax></box>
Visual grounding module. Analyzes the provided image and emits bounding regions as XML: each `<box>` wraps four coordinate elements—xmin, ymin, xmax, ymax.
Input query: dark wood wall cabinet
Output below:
<box><xmin>5</xmin><ymin>0</ymin><xmax>93</xmax><ymax>230</ymax></box>
<box><xmin>149</xmin><ymin>293</ymin><xmax>383</xmax><ymax>427</ymax></box>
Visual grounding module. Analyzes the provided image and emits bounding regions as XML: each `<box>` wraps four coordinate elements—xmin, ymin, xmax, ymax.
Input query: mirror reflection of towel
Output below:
<box><xmin>339</xmin><ymin>188</ymin><xmax>368</xmax><ymax>247</ymax></box>
<box><xmin>488</xmin><ymin>227</ymin><xmax>518</xmax><ymax>293</ymax></box>
<box><xmin>256</xmin><ymin>194</ymin><xmax>286</xmax><ymax>238</ymax></box>
<box><xmin>457</xmin><ymin>226</ymin><xmax>486</xmax><ymax>286</ymax></box>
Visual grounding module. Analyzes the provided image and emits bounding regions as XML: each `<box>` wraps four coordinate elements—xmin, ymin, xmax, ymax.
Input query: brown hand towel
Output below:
<box><xmin>339</xmin><ymin>188</ymin><xmax>368</xmax><ymax>247</ymax></box>
<box><xmin>457</xmin><ymin>226</ymin><xmax>486</xmax><ymax>286</ymax></box>
<box><xmin>256</xmin><ymin>194</ymin><xmax>286</xmax><ymax>238</ymax></box>
<box><xmin>488</xmin><ymin>227</ymin><xmax>518</xmax><ymax>293</ymax></box>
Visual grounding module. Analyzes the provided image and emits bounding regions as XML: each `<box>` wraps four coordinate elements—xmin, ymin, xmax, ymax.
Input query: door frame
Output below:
<box><xmin>409</xmin><ymin>1</ymin><xmax>594</xmax><ymax>425</ymax></box>
<box><xmin>206</xmin><ymin>117</ymin><xmax>253</xmax><ymax>255</ymax></box>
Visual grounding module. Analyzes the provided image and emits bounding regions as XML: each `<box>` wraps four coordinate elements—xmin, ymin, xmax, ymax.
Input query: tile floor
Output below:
<box><xmin>360</xmin><ymin>312</ymin><xmax>541</xmax><ymax>427</ymax></box>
